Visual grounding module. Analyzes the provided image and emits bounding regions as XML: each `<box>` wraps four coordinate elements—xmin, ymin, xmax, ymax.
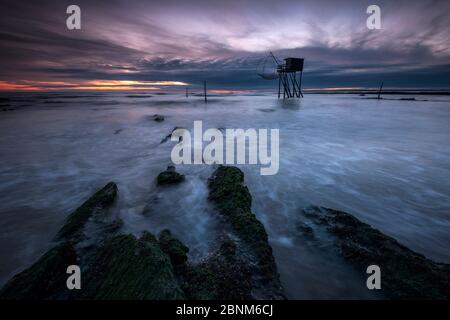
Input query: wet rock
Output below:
<box><xmin>296</xmin><ymin>222</ymin><xmax>314</xmax><ymax>238</ymax></box>
<box><xmin>208</xmin><ymin>166</ymin><xmax>284</xmax><ymax>299</ymax></box>
<box><xmin>181</xmin><ymin>239</ymin><xmax>252</xmax><ymax>300</ymax></box>
<box><xmin>0</xmin><ymin>181</ymin><xmax>187</xmax><ymax>300</ymax></box>
<box><xmin>55</xmin><ymin>182</ymin><xmax>118</xmax><ymax>242</ymax></box>
<box><xmin>152</xmin><ymin>114</ymin><xmax>164</xmax><ymax>122</ymax></box>
<box><xmin>157</xmin><ymin>166</ymin><xmax>185</xmax><ymax>185</ymax></box>
<box><xmin>0</xmin><ymin>242</ymin><xmax>77</xmax><ymax>300</ymax></box>
<box><xmin>301</xmin><ymin>206</ymin><xmax>450</xmax><ymax>299</ymax></box>
<box><xmin>81</xmin><ymin>233</ymin><xmax>184</xmax><ymax>299</ymax></box>
<box><xmin>158</xmin><ymin>229</ymin><xmax>189</xmax><ymax>267</ymax></box>
<box><xmin>160</xmin><ymin>126</ymin><xmax>184</xmax><ymax>144</ymax></box>
<box><xmin>1</xmin><ymin>105</ymin><xmax>15</xmax><ymax>111</ymax></box>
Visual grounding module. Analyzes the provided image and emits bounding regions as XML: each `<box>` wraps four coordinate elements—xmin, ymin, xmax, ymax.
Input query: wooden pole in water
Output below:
<box><xmin>278</xmin><ymin>74</ymin><xmax>281</xmax><ymax>99</ymax></box>
<box><xmin>186</xmin><ymin>87</ymin><xmax>188</xmax><ymax>98</ymax></box>
<box><xmin>377</xmin><ymin>81</ymin><xmax>383</xmax><ymax>100</ymax></box>
<box><xmin>204</xmin><ymin>80</ymin><xmax>207</xmax><ymax>103</ymax></box>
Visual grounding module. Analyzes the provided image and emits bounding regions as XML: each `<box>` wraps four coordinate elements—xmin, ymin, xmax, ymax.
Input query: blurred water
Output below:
<box><xmin>0</xmin><ymin>92</ymin><xmax>449</xmax><ymax>299</ymax></box>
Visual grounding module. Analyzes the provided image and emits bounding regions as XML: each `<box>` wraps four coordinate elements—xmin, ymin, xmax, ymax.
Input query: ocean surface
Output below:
<box><xmin>0</xmin><ymin>92</ymin><xmax>449</xmax><ymax>299</ymax></box>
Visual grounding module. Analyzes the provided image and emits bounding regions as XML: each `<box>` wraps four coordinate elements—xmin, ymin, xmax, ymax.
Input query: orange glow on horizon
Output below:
<box><xmin>0</xmin><ymin>80</ymin><xmax>189</xmax><ymax>91</ymax></box>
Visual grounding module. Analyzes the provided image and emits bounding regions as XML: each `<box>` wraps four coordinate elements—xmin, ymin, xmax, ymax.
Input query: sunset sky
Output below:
<box><xmin>1</xmin><ymin>0</ymin><xmax>449</xmax><ymax>91</ymax></box>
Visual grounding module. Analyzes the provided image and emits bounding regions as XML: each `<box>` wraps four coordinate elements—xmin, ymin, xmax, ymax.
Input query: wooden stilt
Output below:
<box><xmin>204</xmin><ymin>81</ymin><xmax>207</xmax><ymax>103</ymax></box>
<box><xmin>278</xmin><ymin>74</ymin><xmax>281</xmax><ymax>99</ymax></box>
<box><xmin>377</xmin><ymin>82</ymin><xmax>383</xmax><ymax>100</ymax></box>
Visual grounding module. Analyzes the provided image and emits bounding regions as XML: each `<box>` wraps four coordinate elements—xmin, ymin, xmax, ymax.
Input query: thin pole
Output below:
<box><xmin>186</xmin><ymin>87</ymin><xmax>188</xmax><ymax>98</ymax></box>
<box><xmin>278</xmin><ymin>74</ymin><xmax>281</xmax><ymax>99</ymax></box>
<box><xmin>204</xmin><ymin>80</ymin><xmax>207</xmax><ymax>103</ymax></box>
<box><xmin>299</xmin><ymin>71</ymin><xmax>304</xmax><ymax>98</ymax></box>
<box><xmin>377</xmin><ymin>82</ymin><xmax>383</xmax><ymax>100</ymax></box>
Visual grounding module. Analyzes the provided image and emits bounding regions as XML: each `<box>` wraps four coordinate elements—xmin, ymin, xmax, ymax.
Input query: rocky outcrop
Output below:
<box><xmin>0</xmin><ymin>182</ymin><xmax>187</xmax><ymax>300</ymax></box>
<box><xmin>54</xmin><ymin>182</ymin><xmax>118</xmax><ymax>242</ymax></box>
<box><xmin>158</xmin><ymin>229</ymin><xmax>189</xmax><ymax>268</ymax></box>
<box><xmin>208</xmin><ymin>166</ymin><xmax>284</xmax><ymax>299</ymax></box>
<box><xmin>301</xmin><ymin>206</ymin><xmax>450</xmax><ymax>299</ymax></box>
<box><xmin>81</xmin><ymin>233</ymin><xmax>184</xmax><ymax>299</ymax></box>
<box><xmin>157</xmin><ymin>166</ymin><xmax>185</xmax><ymax>185</ymax></box>
<box><xmin>0</xmin><ymin>242</ymin><xmax>77</xmax><ymax>300</ymax></box>
<box><xmin>181</xmin><ymin>239</ymin><xmax>252</xmax><ymax>300</ymax></box>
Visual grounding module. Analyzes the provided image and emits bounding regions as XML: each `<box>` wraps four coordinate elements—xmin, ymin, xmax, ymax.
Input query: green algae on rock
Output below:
<box><xmin>181</xmin><ymin>239</ymin><xmax>252</xmax><ymax>300</ymax></box>
<box><xmin>302</xmin><ymin>206</ymin><xmax>450</xmax><ymax>299</ymax></box>
<box><xmin>81</xmin><ymin>233</ymin><xmax>185</xmax><ymax>300</ymax></box>
<box><xmin>208</xmin><ymin>166</ymin><xmax>284</xmax><ymax>299</ymax></box>
<box><xmin>54</xmin><ymin>182</ymin><xmax>118</xmax><ymax>242</ymax></box>
<box><xmin>0</xmin><ymin>242</ymin><xmax>77</xmax><ymax>300</ymax></box>
<box><xmin>157</xmin><ymin>166</ymin><xmax>185</xmax><ymax>185</ymax></box>
<box><xmin>158</xmin><ymin>229</ymin><xmax>189</xmax><ymax>268</ymax></box>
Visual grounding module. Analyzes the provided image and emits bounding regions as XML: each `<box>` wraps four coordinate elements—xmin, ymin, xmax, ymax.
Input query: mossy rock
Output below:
<box><xmin>0</xmin><ymin>242</ymin><xmax>77</xmax><ymax>300</ymax></box>
<box><xmin>303</xmin><ymin>206</ymin><xmax>450</xmax><ymax>299</ymax></box>
<box><xmin>55</xmin><ymin>182</ymin><xmax>118</xmax><ymax>242</ymax></box>
<box><xmin>208</xmin><ymin>166</ymin><xmax>275</xmax><ymax>273</ymax></box>
<box><xmin>182</xmin><ymin>240</ymin><xmax>252</xmax><ymax>300</ymax></box>
<box><xmin>158</xmin><ymin>229</ymin><xmax>189</xmax><ymax>267</ymax></box>
<box><xmin>157</xmin><ymin>166</ymin><xmax>185</xmax><ymax>185</ymax></box>
<box><xmin>81</xmin><ymin>233</ymin><xmax>185</xmax><ymax>300</ymax></box>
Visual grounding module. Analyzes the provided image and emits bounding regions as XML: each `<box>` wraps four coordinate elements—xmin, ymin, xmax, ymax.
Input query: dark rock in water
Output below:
<box><xmin>157</xmin><ymin>166</ymin><xmax>185</xmax><ymax>185</ymax></box>
<box><xmin>1</xmin><ymin>105</ymin><xmax>15</xmax><ymax>111</ymax></box>
<box><xmin>158</xmin><ymin>229</ymin><xmax>189</xmax><ymax>267</ymax></box>
<box><xmin>0</xmin><ymin>181</ymin><xmax>186</xmax><ymax>300</ymax></box>
<box><xmin>114</xmin><ymin>128</ymin><xmax>124</xmax><ymax>135</ymax></box>
<box><xmin>0</xmin><ymin>242</ymin><xmax>77</xmax><ymax>300</ymax></box>
<box><xmin>55</xmin><ymin>182</ymin><xmax>118</xmax><ymax>242</ymax></box>
<box><xmin>152</xmin><ymin>114</ymin><xmax>164</xmax><ymax>122</ymax></box>
<box><xmin>296</xmin><ymin>222</ymin><xmax>314</xmax><ymax>238</ymax></box>
<box><xmin>399</xmin><ymin>97</ymin><xmax>416</xmax><ymax>101</ymax></box>
<box><xmin>160</xmin><ymin>126</ymin><xmax>184</xmax><ymax>144</ymax></box>
<box><xmin>126</xmin><ymin>95</ymin><xmax>153</xmax><ymax>98</ymax></box>
<box><xmin>301</xmin><ymin>206</ymin><xmax>450</xmax><ymax>299</ymax></box>
<box><xmin>208</xmin><ymin>166</ymin><xmax>284</xmax><ymax>299</ymax></box>
<box><xmin>181</xmin><ymin>239</ymin><xmax>253</xmax><ymax>300</ymax></box>
<box><xmin>81</xmin><ymin>233</ymin><xmax>184</xmax><ymax>299</ymax></box>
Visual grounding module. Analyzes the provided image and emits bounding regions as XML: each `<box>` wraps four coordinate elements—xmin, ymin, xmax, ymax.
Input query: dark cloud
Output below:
<box><xmin>0</xmin><ymin>0</ymin><xmax>449</xmax><ymax>90</ymax></box>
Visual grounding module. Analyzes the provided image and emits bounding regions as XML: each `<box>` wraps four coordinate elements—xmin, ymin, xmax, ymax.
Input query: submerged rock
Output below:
<box><xmin>157</xmin><ymin>166</ymin><xmax>185</xmax><ymax>185</ymax></box>
<box><xmin>301</xmin><ymin>206</ymin><xmax>450</xmax><ymax>299</ymax></box>
<box><xmin>208</xmin><ymin>166</ymin><xmax>284</xmax><ymax>299</ymax></box>
<box><xmin>152</xmin><ymin>114</ymin><xmax>165</xmax><ymax>122</ymax></box>
<box><xmin>160</xmin><ymin>126</ymin><xmax>184</xmax><ymax>144</ymax></box>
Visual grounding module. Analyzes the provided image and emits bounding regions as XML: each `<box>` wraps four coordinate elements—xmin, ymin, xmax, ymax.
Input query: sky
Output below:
<box><xmin>0</xmin><ymin>0</ymin><xmax>449</xmax><ymax>91</ymax></box>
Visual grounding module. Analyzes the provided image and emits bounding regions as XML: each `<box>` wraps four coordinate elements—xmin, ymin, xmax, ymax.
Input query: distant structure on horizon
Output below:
<box><xmin>257</xmin><ymin>52</ymin><xmax>304</xmax><ymax>99</ymax></box>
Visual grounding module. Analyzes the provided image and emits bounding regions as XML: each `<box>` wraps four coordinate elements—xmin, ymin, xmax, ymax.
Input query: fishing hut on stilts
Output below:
<box><xmin>257</xmin><ymin>52</ymin><xmax>305</xmax><ymax>99</ymax></box>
